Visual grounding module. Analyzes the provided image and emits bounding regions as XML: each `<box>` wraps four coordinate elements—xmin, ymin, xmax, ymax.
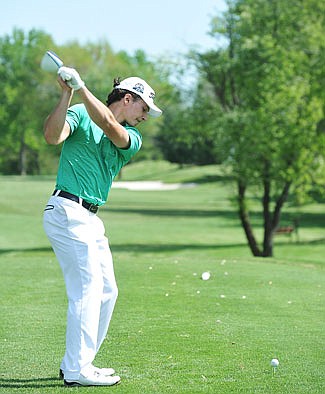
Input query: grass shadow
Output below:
<box><xmin>279</xmin><ymin>211</ymin><xmax>325</xmax><ymax>228</ymax></box>
<box><xmin>111</xmin><ymin>242</ymin><xmax>247</xmax><ymax>253</ymax></box>
<box><xmin>292</xmin><ymin>237</ymin><xmax>325</xmax><ymax>245</ymax></box>
<box><xmin>187</xmin><ymin>174</ymin><xmax>234</xmax><ymax>183</ymax></box>
<box><xmin>0</xmin><ymin>239</ymin><xmax>323</xmax><ymax>257</ymax></box>
<box><xmin>103</xmin><ymin>206</ymin><xmax>239</xmax><ymax>219</ymax></box>
<box><xmin>0</xmin><ymin>377</ymin><xmax>62</xmax><ymax>389</ymax></box>
<box><xmin>0</xmin><ymin>246</ymin><xmax>53</xmax><ymax>255</ymax></box>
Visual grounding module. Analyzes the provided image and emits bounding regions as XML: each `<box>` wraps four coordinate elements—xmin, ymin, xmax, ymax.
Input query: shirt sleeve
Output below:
<box><xmin>117</xmin><ymin>126</ymin><xmax>142</xmax><ymax>162</ymax></box>
<box><xmin>65</xmin><ymin>104</ymin><xmax>83</xmax><ymax>134</ymax></box>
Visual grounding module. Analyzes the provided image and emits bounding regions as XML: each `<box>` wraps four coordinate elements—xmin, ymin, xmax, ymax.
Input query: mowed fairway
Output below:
<box><xmin>0</xmin><ymin>162</ymin><xmax>324</xmax><ymax>393</ymax></box>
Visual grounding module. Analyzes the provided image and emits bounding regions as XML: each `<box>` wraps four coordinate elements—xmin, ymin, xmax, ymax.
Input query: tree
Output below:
<box><xmin>0</xmin><ymin>31</ymin><xmax>175</xmax><ymax>174</ymax></box>
<box><xmin>196</xmin><ymin>0</ymin><xmax>324</xmax><ymax>256</ymax></box>
<box><xmin>155</xmin><ymin>55</ymin><xmax>225</xmax><ymax>166</ymax></box>
<box><xmin>156</xmin><ymin>89</ymin><xmax>224</xmax><ymax>165</ymax></box>
<box><xmin>0</xmin><ymin>29</ymin><xmax>57</xmax><ymax>174</ymax></box>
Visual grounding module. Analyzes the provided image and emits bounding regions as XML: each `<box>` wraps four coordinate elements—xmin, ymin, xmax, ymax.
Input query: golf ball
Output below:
<box><xmin>201</xmin><ymin>272</ymin><xmax>210</xmax><ymax>280</ymax></box>
<box><xmin>271</xmin><ymin>358</ymin><xmax>279</xmax><ymax>367</ymax></box>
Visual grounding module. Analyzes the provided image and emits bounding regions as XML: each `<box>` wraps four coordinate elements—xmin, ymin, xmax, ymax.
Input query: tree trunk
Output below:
<box><xmin>237</xmin><ymin>179</ymin><xmax>292</xmax><ymax>258</ymax></box>
<box><xmin>271</xmin><ymin>182</ymin><xmax>292</xmax><ymax>231</ymax></box>
<box><xmin>262</xmin><ymin>165</ymin><xmax>273</xmax><ymax>257</ymax></box>
<box><xmin>19</xmin><ymin>140</ymin><xmax>27</xmax><ymax>176</ymax></box>
<box><xmin>237</xmin><ymin>181</ymin><xmax>263</xmax><ymax>257</ymax></box>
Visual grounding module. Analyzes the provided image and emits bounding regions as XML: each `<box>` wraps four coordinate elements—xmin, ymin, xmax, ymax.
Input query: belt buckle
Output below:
<box><xmin>88</xmin><ymin>203</ymin><xmax>98</xmax><ymax>214</ymax></box>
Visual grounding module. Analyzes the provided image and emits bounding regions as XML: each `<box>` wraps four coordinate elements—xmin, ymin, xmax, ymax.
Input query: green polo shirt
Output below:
<box><xmin>55</xmin><ymin>104</ymin><xmax>142</xmax><ymax>205</ymax></box>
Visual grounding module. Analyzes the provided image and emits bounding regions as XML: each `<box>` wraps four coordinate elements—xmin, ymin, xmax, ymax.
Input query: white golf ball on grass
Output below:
<box><xmin>271</xmin><ymin>358</ymin><xmax>279</xmax><ymax>367</ymax></box>
<box><xmin>201</xmin><ymin>272</ymin><xmax>211</xmax><ymax>280</ymax></box>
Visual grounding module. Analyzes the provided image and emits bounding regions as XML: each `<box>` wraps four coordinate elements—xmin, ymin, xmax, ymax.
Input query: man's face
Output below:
<box><xmin>124</xmin><ymin>95</ymin><xmax>149</xmax><ymax>126</ymax></box>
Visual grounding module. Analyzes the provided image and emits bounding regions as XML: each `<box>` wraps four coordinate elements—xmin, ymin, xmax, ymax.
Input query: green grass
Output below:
<box><xmin>0</xmin><ymin>162</ymin><xmax>324</xmax><ymax>393</ymax></box>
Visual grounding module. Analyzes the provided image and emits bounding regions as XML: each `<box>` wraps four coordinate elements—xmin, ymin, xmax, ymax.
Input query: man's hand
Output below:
<box><xmin>58</xmin><ymin>66</ymin><xmax>85</xmax><ymax>90</ymax></box>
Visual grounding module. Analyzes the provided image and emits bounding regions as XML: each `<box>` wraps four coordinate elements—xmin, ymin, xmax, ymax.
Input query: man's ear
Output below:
<box><xmin>123</xmin><ymin>93</ymin><xmax>133</xmax><ymax>105</ymax></box>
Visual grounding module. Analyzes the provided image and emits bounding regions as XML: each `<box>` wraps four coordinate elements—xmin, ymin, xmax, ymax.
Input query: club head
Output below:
<box><xmin>40</xmin><ymin>50</ymin><xmax>63</xmax><ymax>72</ymax></box>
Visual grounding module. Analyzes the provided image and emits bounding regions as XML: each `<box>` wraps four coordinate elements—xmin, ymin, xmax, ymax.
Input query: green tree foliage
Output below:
<box><xmin>0</xmin><ymin>30</ymin><xmax>172</xmax><ymax>174</ymax></box>
<box><xmin>0</xmin><ymin>29</ymin><xmax>57</xmax><ymax>174</ymax></box>
<box><xmin>155</xmin><ymin>55</ymin><xmax>226</xmax><ymax>166</ymax></box>
<box><xmin>196</xmin><ymin>0</ymin><xmax>325</xmax><ymax>256</ymax></box>
<box><xmin>156</xmin><ymin>81</ymin><xmax>224</xmax><ymax>165</ymax></box>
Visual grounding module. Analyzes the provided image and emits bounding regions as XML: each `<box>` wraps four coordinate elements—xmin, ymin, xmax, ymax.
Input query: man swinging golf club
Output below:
<box><xmin>42</xmin><ymin>53</ymin><xmax>162</xmax><ymax>387</ymax></box>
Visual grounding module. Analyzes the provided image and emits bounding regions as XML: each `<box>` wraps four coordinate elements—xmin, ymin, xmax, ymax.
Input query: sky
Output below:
<box><xmin>1</xmin><ymin>0</ymin><xmax>227</xmax><ymax>57</ymax></box>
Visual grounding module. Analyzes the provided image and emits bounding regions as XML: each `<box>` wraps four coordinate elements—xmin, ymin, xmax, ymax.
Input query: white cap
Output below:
<box><xmin>115</xmin><ymin>77</ymin><xmax>162</xmax><ymax>117</ymax></box>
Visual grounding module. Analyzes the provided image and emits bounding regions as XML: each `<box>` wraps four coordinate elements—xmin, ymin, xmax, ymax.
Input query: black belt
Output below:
<box><xmin>53</xmin><ymin>190</ymin><xmax>99</xmax><ymax>214</ymax></box>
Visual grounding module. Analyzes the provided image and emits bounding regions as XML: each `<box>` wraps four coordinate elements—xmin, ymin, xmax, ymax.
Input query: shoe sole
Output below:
<box><xmin>64</xmin><ymin>379</ymin><xmax>120</xmax><ymax>387</ymax></box>
<box><xmin>64</xmin><ymin>380</ymin><xmax>82</xmax><ymax>387</ymax></box>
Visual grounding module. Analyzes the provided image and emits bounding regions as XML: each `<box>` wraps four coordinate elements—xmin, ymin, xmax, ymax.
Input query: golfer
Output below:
<box><xmin>43</xmin><ymin>66</ymin><xmax>162</xmax><ymax>387</ymax></box>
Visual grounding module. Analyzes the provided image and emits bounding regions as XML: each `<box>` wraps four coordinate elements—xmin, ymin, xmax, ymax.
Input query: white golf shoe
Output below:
<box><xmin>93</xmin><ymin>366</ymin><xmax>116</xmax><ymax>376</ymax></box>
<box><xmin>60</xmin><ymin>365</ymin><xmax>115</xmax><ymax>379</ymax></box>
<box><xmin>64</xmin><ymin>369</ymin><xmax>120</xmax><ymax>387</ymax></box>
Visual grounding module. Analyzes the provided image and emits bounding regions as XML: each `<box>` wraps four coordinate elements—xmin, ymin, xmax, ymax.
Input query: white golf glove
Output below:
<box><xmin>58</xmin><ymin>66</ymin><xmax>85</xmax><ymax>90</ymax></box>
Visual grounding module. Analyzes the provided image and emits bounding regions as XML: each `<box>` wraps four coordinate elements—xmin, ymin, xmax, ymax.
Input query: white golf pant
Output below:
<box><xmin>43</xmin><ymin>195</ymin><xmax>118</xmax><ymax>381</ymax></box>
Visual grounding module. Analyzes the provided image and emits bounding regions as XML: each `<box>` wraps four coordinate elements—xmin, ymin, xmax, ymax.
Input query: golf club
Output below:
<box><xmin>40</xmin><ymin>50</ymin><xmax>64</xmax><ymax>72</ymax></box>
